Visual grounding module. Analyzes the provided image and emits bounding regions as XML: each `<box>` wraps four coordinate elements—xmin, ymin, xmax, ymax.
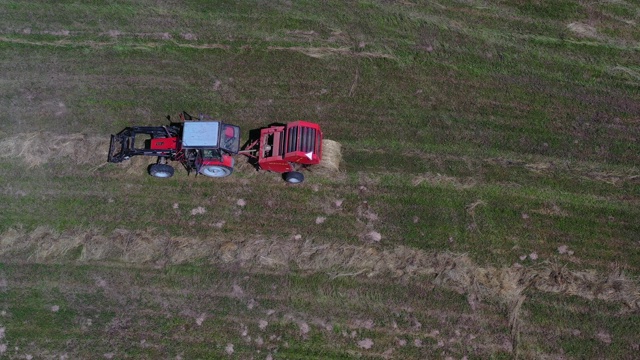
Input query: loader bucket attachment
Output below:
<box><xmin>107</xmin><ymin>126</ymin><xmax>180</xmax><ymax>164</ymax></box>
<box><xmin>108</xmin><ymin>133</ymin><xmax>129</xmax><ymax>163</ymax></box>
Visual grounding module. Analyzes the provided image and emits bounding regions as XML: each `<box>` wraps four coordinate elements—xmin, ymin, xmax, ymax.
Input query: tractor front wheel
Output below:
<box><xmin>284</xmin><ymin>171</ymin><xmax>304</xmax><ymax>184</ymax></box>
<box><xmin>149</xmin><ymin>163</ymin><xmax>175</xmax><ymax>178</ymax></box>
<box><xmin>200</xmin><ymin>165</ymin><xmax>233</xmax><ymax>178</ymax></box>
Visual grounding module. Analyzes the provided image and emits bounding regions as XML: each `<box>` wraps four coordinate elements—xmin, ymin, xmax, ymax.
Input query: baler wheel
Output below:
<box><xmin>149</xmin><ymin>164</ymin><xmax>175</xmax><ymax>178</ymax></box>
<box><xmin>284</xmin><ymin>171</ymin><xmax>304</xmax><ymax>184</ymax></box>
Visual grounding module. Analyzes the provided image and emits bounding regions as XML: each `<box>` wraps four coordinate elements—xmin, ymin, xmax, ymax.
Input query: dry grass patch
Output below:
<box><xmin>2</xmin><ymin>227</ymin><xmax>638</xmax><ymax>311</ymax></box>
<box><xmin>283</xmin><ymin>30</ymin><xmax>320</xmax><ymax>42</ymax></box>
<box><xmin>534</xmin><ymin>261</ymin><xmax>640</xmax><ymax>309</ymax></box>
<box><xmin>0</xmin><ymin>131</ymin><xmax>160</xmax><ymax>175</ymax></box>
<box><xmin>531</xmin><ymin>203</ymin><xmax>569</xmax><ymax>217</ymax></box>
<box><xmin>485</xmin><ymin>157</ymin><xmax>640</xmax><ymax>186</ymax></box>
<box><xmin>524</xmin><ymin>161</ymin><xmax>554</xmax><ymax>174</ymax></box>
<box><xmin>412</xmin><ymin>172</ymin><xmax>476</xmax><ymax>189</ymax></box>
<box><xmin>0</xmin><ymin>132</ymin><xmax>292</xmax><ymax>176</ymax></box>
<box><xmin>0</xmin><ymin>132</ymin><xmax>109</xmax><ymax>167</ymax></box>
<box><xmin>267</xmin><ymin>46</ymin><xmax>396</xmax><ymax>59</ymax></box>
<box><xmin>567</xmin><ymin>22</ymin><xmax>600</xmax><ymax>39</ymax></box>
<box><xmin>2</xmin><ymin>227</ymin><xmax>639</xmax><ymax>357</ymax></box>
<box><xmin>608</xmin><ymin>66</ymin><xmax>640</xmax><ymax>82</ymax></box>
<box><xmin>586</xmin><ymin>170</ymin><xmax>639</xmax><ymax>186</ymax></box>
<box><xmin>0</xmin><ymin>34</ymin><xmax>230</xmax><ymax>50</ymax></box>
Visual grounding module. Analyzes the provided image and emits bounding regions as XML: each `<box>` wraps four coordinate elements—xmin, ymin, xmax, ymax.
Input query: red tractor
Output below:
<box><xmin>108</xmin><ymin>113</ymin><xmax>323</xmax><ymax>183</ymax></box>
<box><xmin>108</xmin><ymin>112</ymin><xmax>240</xmax><ymax>178</ymax></box>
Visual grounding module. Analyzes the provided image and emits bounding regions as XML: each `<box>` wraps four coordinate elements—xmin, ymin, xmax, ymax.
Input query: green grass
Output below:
<box><xmin>1</xmin><ymin>0</ymin><xmax>639</xmax><ymax>358</ymax></box>
<box><xmin>523</xmin><ymin>292</ymin><xmax>640</xmax><ymax>358</ymax></box>
<box><xmin>0</xmin><ymin>263</ymin><xmax>486</xmax><ymax>358</ymax></box>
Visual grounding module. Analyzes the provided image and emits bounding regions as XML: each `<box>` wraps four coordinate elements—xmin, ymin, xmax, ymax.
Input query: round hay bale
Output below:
<box><xmin>317</xmin><ymin>139</ymin><xmax>343</xmax><ymax>173</ymax></box>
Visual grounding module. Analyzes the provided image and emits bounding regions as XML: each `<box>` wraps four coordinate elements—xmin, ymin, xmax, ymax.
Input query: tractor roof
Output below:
<box><xmin>182</xmin><ymin>121</ymin><xmax>220</xmax><ymax>148</ymax></box>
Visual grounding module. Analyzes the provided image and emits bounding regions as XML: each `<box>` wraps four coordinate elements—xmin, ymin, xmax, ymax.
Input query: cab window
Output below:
<box><xmin>220</xmin><ymin>124</ymin><xmax>240</xmax><ymax>153</ymax></box>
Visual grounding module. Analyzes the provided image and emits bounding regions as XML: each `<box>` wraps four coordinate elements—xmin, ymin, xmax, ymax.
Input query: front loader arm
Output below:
<box><xmin>107</xmin><ymin>126</ymin><xmax>179</xmax><ymax>163</ymax></box>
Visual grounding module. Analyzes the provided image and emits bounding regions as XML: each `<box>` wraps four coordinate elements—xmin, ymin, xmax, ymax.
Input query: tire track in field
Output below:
<box><xmin>0</xmin><ymin>35</ymin><xmax>230</xmax><ymax>50</ymax></box>
<box><xmin>0</xmin><ymin>35</ymin><xmax>395</xmax><ymax>58</ymax></box>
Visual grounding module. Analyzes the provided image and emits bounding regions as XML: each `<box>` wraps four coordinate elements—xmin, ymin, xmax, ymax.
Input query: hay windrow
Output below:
<box><xmin>412</xmin><ymin>173</ymin><xmax>477</xmax><ymax>189</ymax></box>
<box><xmin>267</xmin><ymin>46</ymin><xmax>396</xmax><ymax>59</ymax></box>
<box><xmin>1</xmin><ymin>227</ymin><xmax>638</xmax><ymax>310</ymax></box>
<box><xmin>567</xmin><ymin>22</ymin><xmax>600</xmax><ymax>39</ymax></box>
<box><xmin>0</xmin><ymin>132</ymin><xmax>109</xmax><ymax>167</ymax></box>
<box><xmin>0</xmin><ymin>134</ymin><xmax>345</xmax><ymax>179</ymax></box>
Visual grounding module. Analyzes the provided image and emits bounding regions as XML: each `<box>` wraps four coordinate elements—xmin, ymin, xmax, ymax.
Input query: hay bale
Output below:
<box><xmin>316</xmin><ymin>139</ymin><xmax>343</xmax><ymax>174</ymax></box>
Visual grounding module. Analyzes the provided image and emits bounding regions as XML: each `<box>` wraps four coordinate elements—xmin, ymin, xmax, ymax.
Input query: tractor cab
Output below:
<box><xmin>181</xmin><ymin>121</ymin><xmax>240</xmax><ymax>178</ymax></box>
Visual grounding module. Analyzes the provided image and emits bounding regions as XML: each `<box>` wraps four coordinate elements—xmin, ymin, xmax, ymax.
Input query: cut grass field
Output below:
<box><xmin>1</xmin><ymin>0</ymin><xmax>639</xmax><ymax>358</ymax></box>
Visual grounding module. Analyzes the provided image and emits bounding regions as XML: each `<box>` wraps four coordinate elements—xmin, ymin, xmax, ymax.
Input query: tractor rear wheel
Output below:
<box><xmin>284</xmin><ymin>171</ymin><xmax>304</xmax><ymax>184</ymax></box>
<box><xmin>149</xmin><ymin>163</ymin><xmax>175</xmax><ymax>178</ymax></box>
<box><xmin>200</xmin><ymin>165</ymin><xmax>233</xmax><ymax>178</ymax></box>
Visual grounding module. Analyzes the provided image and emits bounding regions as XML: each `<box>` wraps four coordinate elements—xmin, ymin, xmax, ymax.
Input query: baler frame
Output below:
<box><xmin>241</xmin><ymin>121</ymin><xmax>323</xmax><ymax>183</ymax></box>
